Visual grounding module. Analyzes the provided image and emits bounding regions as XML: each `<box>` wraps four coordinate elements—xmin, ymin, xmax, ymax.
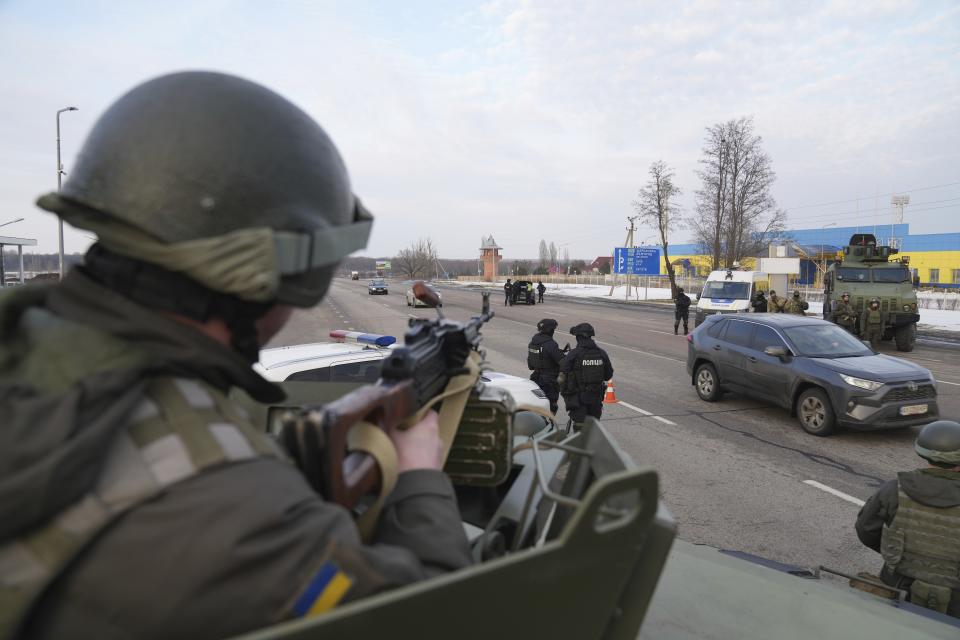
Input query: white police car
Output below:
<box><xmin>255</xmin><ymin>330</ymin><xmax>550</xmax><ymax>411</ymax></box>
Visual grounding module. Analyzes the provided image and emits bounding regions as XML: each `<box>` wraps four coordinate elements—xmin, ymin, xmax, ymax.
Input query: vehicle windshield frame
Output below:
<box><xmin>369</xmin><ymin>279</ymin><xmax>386</xmax><ymax>286</ymax></box>
<box><xmin>870</xmin><ymin>267</ymin><xmax>911</xmax><ymax>283</ymax></box>
<box><xmin>782</xmin><ymin>324</ymin><xmax>873</xmax><ymax>358</ymax></box>
<box><xmin>701</xmin><ymin>281</ymin><xmax>751</xmax><ymax>300</ymax></box>
<box><xmin>835</xmin><ymin>267</ymin><xmax>870</xmax><ymax>283</ymax></box>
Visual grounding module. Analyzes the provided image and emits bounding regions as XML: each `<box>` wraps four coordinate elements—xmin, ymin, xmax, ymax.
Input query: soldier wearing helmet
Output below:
<box><xmin>832</xmin><ymin>292</ymin><xmax>857</xmax><ymax>333</ymax></box>
<box><xmin>558</xmin><ymin>323</ymin><xmax>613</xmax><ymax>428</ymax></box>
<box><xmin>856</xmin><ymin>420</ymin><xmax>960</xmax><ymax>617</ymax></box>
<box><xmin>673</xmin><ymin>287</ymin><xmax>691</xmax><ymax>335</ymax></box>
<box><xmin>863</xmin><ymin>297</ymin><xmax>884</xmax><ymax>349</ymax></box>
<box><xmin>527</xmin><ymin>318</ymin><xmax>564</xmax><ymax>413</ymax></box>
<box><xmin>784</xmin><ymin>290</ymin><xmax>809</xmax><ymax>315</ymax></box>
<box><xmin>0</xmin><ymin>72</ymin><xmax>470</xmax><ymax>639</ymax></box>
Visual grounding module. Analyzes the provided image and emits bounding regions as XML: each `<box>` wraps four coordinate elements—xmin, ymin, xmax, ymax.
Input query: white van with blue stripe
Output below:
<box><xmin>694</xmin><ymin>269</ymin><xmax>768</xmax><ymax>327</ymax></box>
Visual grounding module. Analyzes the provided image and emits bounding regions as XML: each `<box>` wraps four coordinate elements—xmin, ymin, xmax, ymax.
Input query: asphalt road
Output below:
<box><xmin>270</xmin><ymin>277</ymin><xmax>960</xmax><ymax>578</ymax></box>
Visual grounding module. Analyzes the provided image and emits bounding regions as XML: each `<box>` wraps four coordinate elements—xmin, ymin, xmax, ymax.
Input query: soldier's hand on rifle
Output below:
<box><xmin>389</xmin><ymin>410</ymin><xmax>444</xmax><ymax>472</ymax></box>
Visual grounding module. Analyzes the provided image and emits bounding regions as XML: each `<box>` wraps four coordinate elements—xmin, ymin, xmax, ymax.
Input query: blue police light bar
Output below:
<box><xmin>329</xmin><ymin>330</ymin><xmax>396</xmax><ymax>347</ymax></box>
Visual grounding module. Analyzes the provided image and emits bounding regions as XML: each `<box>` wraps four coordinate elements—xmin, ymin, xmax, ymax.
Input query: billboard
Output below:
<box><xmin>613</xmin><ymin>247</ymin><xmax>660</xmax><ymax>275</ymax></box>
<box><xmin>375</xmin><ymin>260</ymin><xmax>391</xmax><ymax>270</ymax></box>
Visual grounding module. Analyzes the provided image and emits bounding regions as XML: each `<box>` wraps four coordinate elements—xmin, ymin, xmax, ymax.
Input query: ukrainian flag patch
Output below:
<box><xmin>293</xmin><ymin>562</ymin><xmax>354</xmax><ymax>618</ymax></box>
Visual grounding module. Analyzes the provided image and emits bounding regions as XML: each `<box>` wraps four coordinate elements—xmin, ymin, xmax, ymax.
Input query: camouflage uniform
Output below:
<box><xmin>832</xmin><ymin>296</ymin><xmax>857</xmax><ymax>333</ymax></box>
<box><xmin>864</xmin><ymin>300</ymin><xmax>884</xmax><ymax>349</ymax></box>
<box><xmin>784</xmin><ymin>293</ymin><xmax>809</xmax><ymax>315</ymax></box>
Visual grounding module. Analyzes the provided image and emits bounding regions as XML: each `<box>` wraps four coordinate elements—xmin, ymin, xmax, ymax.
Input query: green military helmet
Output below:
<box><xmin>841</xmin><ymin>292</ymin><xmax>850</xmax><ymax>299</ymax></box>
<box><xmin>537</xmin><ymin>318</ymin><xmax>558</xmax><ymax>334</ymax></box>
<box><xmin>870</xmin><ymin>297</ymin><xmax>880</xmax><ymax>306</ymax></box>
<box><xmin>37</xmin><ymin>71</ymin><xmax>372</xmax><ymax>308</ymax></box>
<box><xmin>793</xmin><ymin>291</ymin><xmax>801</xmax><ymax>298</ymax></box>
<box><xmin>915</xmin><ymin>420</ymin><xmax>960</xmax><ymax>468</ymax></box>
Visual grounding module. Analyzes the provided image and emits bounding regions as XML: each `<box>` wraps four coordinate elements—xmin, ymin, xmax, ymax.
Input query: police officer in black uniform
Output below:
<box><xmin>527</xmin><ymin>318</ymin><xmax>564</xmax><ymax>413</ymax></box>
<box><xmin>674</xmin><ymin>287</ymin><xmax>691</xmax><ymax>335</ymax></box>
<box><xmin>504</xmin><ymin>278</ymin><xmax>513</xmax><ymax>306</ymax></box>
<box><xmin>559</xmin><ymin>323</ymin><xmax>613</xmax><ymax>427</ymax></box>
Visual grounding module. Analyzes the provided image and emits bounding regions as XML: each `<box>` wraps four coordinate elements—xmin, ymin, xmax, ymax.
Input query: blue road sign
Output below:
<box><xmin>613</xmin><ymin>247</ymin><xmax>661</xmax><ymax>275</ymax></box>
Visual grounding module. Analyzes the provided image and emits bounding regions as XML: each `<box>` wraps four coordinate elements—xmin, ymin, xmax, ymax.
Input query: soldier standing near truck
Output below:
<box><xmin>864</xmin><ymin>298</ymin><xmax>884</xmax><ymax>349</ymax></box>
<box><xmin>784</xmin><ymin>290</ymin><xmax>809</xmax><ymax>315</ymax></box>
<box><xmin>832</xmin><ymin>292</ymin><xmax>857</xmax><ymax>334</ymax></box>
<box><xmin>768</xmin><ymin>290</ymin><xmax>785</xmax><ymax>313</ymax></box>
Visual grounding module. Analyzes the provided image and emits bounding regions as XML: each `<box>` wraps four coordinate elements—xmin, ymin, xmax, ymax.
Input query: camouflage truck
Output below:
<box><xmin>823</xmin><ymin>233</ymin><xmax>919</xmax><ymax>352</ymax></box>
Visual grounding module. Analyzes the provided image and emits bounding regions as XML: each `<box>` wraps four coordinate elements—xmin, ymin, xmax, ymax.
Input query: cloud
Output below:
<box><xmin>0</xmin><ymin>0</ymin><xmax>957</xmax><ymax>260</ymax></box>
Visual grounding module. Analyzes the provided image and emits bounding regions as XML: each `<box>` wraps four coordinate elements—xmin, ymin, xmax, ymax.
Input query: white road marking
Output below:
<box><xmin>802</xmin><ymin>480</ymin><xmax>865</xmax><ymax>507</ymax></box>
<box><xmin>936</xmin><ymin>379</ymin><xmax>960</xmax><ymax>386</ymax></box>
<box><xmin>648</xmin><ymin>329</ymin><xmax>676</xmax><ymax>336</ymax></box>
<box><xmin>617</xmin><ymin>400</ymin><xmax>677</xmax><ymax>425</ymax></box>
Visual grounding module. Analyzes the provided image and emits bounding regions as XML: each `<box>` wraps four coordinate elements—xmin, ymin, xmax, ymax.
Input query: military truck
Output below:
<box><xmin>823</xmin><ymin>233</ymin><xmax>919</xmax><ymax>352</ymax></box>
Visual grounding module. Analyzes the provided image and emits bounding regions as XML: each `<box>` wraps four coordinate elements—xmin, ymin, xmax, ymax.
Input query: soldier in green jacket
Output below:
<box><xmin>0</xmin><ymin>72</ymin><xmax>470</xmax><ymax>640</ymax></box>
<box><xmin>863</xmin><ymin>298</ymin><xmax>884</xmax><ymax>349</ymax></box>
<box><xmin>831</xmin><ymin>292</ymin><xmax>858</xmax><ymax>333</ymax></box>
<box><xmin>784</xmin><ymin>290</ymin><xmax>809</xmax><ymax>315</ymax></box>
<box><xmin>856</xmin><ymin>420</ymin><xmax>960</xmax><ymax>618</ymax></box>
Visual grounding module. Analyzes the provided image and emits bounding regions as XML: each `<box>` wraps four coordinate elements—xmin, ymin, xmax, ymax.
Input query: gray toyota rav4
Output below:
<box><xmin>686</xmin><ymin>314</ymin><xmax>938</xmax><ymax>436</ymax></box>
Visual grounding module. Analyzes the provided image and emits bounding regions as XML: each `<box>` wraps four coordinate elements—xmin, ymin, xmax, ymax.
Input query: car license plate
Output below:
<box><xmin>899</xmin><ymin>404</ymin><xmax>928</xmax><ymax>416</ymax></box>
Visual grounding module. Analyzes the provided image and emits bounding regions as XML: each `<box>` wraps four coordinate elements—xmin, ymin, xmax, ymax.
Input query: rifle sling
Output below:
<box><xmin>349</xmin><ymin>351</ymin><xmax>482</xmax><ymax>542</ymax></box>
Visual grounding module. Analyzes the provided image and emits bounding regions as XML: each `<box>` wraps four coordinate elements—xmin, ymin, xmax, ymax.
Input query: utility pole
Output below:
<box><xmin>890</xmin><ymin>195</ymin><xmax>909</xmax><ymax>250</ymax></box>
<box><xmin>56</xmin><ymin>106</ymin><xmax>79</xmax><ymax>279</ymax></box>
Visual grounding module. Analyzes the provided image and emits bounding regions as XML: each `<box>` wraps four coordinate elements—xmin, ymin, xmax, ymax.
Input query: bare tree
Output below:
<box><xmin>690</xmin><ymin>123</ymin><xmax>729</xmax><ymax>271</ymax></box>
<box><xmin>689</xmin><ymin>117</ymin><xmax>783</xmax><ymax>270</ymax></box>
<box><xmin>560</xmin><ymin>247</ymin><xmax>570</xmax><ymax>274</ymax></box>
<box><xmin>395</xmin><ymin>237</ymin><xmax>437</xmax><ymax>280</ymax></box>
<box><xmin>549</xmin><ymin>242</ymin><xmax>558</xmax><ymax>272</ymax></box>
<box><xmin>538</xmin><ymin>239</ymin><xmax>550</xmax><ymax>271</ymax></box>
<box><xmin>633</xmin><ymin>160</ymin><xmax>683</xmax><ymax>294</ymax></box>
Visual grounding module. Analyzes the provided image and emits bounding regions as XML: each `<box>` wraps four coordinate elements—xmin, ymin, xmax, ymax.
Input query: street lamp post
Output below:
<box><xmin>56</xmin><ymin>106</ymin><xmax>79</xmax><ymax>279</ymax></box>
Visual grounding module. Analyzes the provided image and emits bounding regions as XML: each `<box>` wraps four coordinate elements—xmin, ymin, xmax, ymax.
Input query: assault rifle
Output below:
<box><xmin>279</xmin><ymin>282</ymin><xmax>494</xmax><ymax>511</ymax></box>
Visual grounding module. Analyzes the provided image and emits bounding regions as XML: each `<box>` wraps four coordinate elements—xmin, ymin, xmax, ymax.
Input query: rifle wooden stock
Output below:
<box><xmin>281</xmin><ymin>286</ymin><xmax>494</xmax><ymax>513</ymax></box>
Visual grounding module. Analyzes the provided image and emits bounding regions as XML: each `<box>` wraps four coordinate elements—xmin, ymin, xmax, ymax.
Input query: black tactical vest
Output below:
<box><xmin>574</xmin><ymin>347</ymin><xmax>606</xmax><ymax>387</ymax></box>
<box><xmin>527</xmin><ymin>338</ymin><xmax>543</xmax><ymax>370</ymax></box>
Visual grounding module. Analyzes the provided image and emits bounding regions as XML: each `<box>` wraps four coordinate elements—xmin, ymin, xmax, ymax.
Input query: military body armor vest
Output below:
<box><xmin>0</xmin><ymin>376</ymin><xmax>283</xmax><ymax>638</ymax></box>
<box><xmin>573</xmin><ymin>347</ymin><xmax>606</xmax><ymax>389</ymax></box>
<box><xmin>881</xmin><ymin>489</ymin><xmax>960</xmax><ymax>614</ymax></box>
<box><xmin>527</xmin><ymin>339</ymin><xmax>543</xmax><ymax>371</ymax></box>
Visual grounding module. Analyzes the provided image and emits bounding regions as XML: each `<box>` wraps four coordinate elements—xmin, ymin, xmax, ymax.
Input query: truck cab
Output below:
<box><xmin>694</xmin><ymin>269</ymin><xmax>768</xmax><ymax>327</ymax></box>
<box><xmin>823</xmin><ymin>234</ymin><xmax>919</xmax><ymax>351</ymax></box>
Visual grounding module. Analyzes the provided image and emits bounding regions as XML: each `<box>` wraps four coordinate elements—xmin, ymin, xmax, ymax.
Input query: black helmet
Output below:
<box><xmin>570</xmin><ymin>323</ymin><xmax>595</xmax><ymax>338</ymax></box>
<box><xmin>915</xmin><ymin>421</ymin><xmax>960</xmax><ymax>468</ymax></box>
<box><xmin>37</xmin><ymin>71</ymin><xmax>371</xmax><ymax>308</ymax></box>
<box><xmin>757</xmin><ymin>291</ymin><xmax>765</xmax><ymax>297</ymax></box>
<box><xmin>677</xmin><ymin>287</ymin><xmax>684</xmax><ymax>293</ymax></box>
<box><xmin>537</xmin><ymin>318</ymin><xmax>558</xmax><ymax>334</ymax></box>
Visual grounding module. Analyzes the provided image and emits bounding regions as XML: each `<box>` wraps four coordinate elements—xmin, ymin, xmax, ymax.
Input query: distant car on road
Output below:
<box><xmin>512</xmin><ymin>280</ymin><xmax>537</xmax><ymax>305</ymax></box>
<box><xmin>368</xmin><ymin>278</ymin><xmax>388</xmax><ymax>295</ymax></box>
<box><xmin>686</xmin><ymin>314</ymin><xmax>938</xmax><ymax>436</ymax></box>
<box><xmin>406</xmin><ymin>283</ymin><xmax>443</xmax><ymax>307</ymax></box>
<box><xmin>350</xmin><ymin>270</ymin><xmax>359</xmax><ymax>280</ymax></box>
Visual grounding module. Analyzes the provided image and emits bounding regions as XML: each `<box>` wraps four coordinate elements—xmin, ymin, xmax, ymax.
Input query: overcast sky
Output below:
<box><xmin>1</xmin><ymin>0</ymin><xmax>958</xmax><ymax>260</ymax></box>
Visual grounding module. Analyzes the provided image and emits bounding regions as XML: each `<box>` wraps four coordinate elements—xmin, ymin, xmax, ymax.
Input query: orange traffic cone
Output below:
<box><xmin>603</xmin><ymin>380</ymin><xmax>618</xmax><ymax>404</ymax></box>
